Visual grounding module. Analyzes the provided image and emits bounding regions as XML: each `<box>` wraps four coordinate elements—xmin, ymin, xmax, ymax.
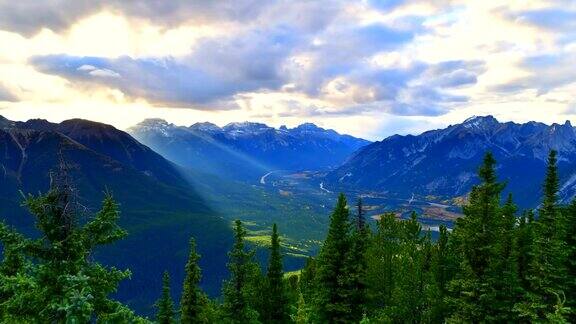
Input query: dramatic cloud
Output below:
<box><xmin>29</xmin><ymin>19</ymin><xmax>427</xmax><ymax>111</ymax></box>
<box><xmin>0</xmin><ymin>0</ymin><xmax>574</xmax><ymax>138</ymax></box>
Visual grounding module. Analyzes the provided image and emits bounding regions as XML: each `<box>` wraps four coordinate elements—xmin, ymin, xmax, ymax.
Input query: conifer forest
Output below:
<box><xmin>1</xmin><ymin>151</ymin><xmax>574</xmax><ymax>323</ymax></box>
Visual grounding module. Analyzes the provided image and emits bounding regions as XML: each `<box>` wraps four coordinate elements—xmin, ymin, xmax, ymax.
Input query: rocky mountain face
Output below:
<box><xmin>326</xmin><ymin>116</ymin><xmax>576</xmax><ymax>207</ymax></box>
<box><xmin>128</xmin><ymin>119</ymin><xmax>370</xmax><ymax>182</ymax></box>
<box><xmin>0</xmin><ymin>116</ymin><xmax>231</xmax><ymax>315</ymax></box>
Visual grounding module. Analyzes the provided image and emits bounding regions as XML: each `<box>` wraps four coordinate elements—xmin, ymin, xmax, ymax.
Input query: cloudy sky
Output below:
<box><xmin>0</xmin><ymin>0</ymin><xmax>574</xmax><ymax>140</ymax></box>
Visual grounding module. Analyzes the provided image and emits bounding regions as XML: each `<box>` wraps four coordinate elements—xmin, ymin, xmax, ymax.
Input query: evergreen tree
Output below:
<box><xmin>515</xmin><ymin>210</ymin><xmax>535</xmax><ymax>292</ymax></box>
<box><xmin>0</xmin><ymin>178</ymin><xmax>143</xmax><ymax>322</ymax></box>
<box><xmin>346</xmin><ymin>198</ymin><xmax>369</xmax><ymax>321</ymax></box>
<box><xmin>486</xmin><ymin>194</ymin><xmax>521</xmax><ymax>322</ymax></box>
<box><xmin>448</xmin><ymin>152</ymin><xmax>506</xmax><ymax>321</ymax></box>
<box><xmin>430</xmin><ymin>224</ymin><xmax>451</xmax><ymax>321</ymax></box>
<box><xmin>180</xmin><ymin>238</ymin><xmax>208</xmax><ymax>324</ymax></box>
<box><xmin>299</xmin><ymin>257</ymin><xmax>316</xmax><ymax>302</ymax></box>
<box><xmin>565</xmin><ymin>200</ymin><xmax>576</xmax><ymax>322</ymax></box>
<box><xmin>314</xmin><ymin>193</ymin><xmax>354</xmax><ymax>323</ymax></box>
<box><xmin>292</xmin><ymin>292</ymin><xmax>310</xmax><ymax>324</ymax></box>
<box><xmin>390</xmin><ymin>213</ymin><xmax>429</xmax><ymax>322</ymax></box>
<box><xmin>366</xmin><ymin>213</ymin><xmax>402</xmax><ymax>316</ymax></box>
<box><xmin>157</xmin><ymin>271</ymin><xmax>175</xmax><ymax>324</ymax></box>
<box><xmin>262</xmin><ymin>223</ymin><xmax>289</xmax><ymax>323</ymax></box>
<box><xmin>524</xmin><ymin>150</ymin><xmax>569</xmax><ymax>321</ymax></box>
<box><xmin>222</xmin><ymin>220</ymin><xmax>260</xmax><ymax>323</ymax></box>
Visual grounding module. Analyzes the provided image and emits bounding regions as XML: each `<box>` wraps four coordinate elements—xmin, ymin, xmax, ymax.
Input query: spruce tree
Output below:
<box><xmin>515</xmin><ymin>210</ymin><xmax>535</xmax><ymax>292</ymax></box>
<box><xmin>448</xmin><ymin>152</ymin><xmax>505</xmax><ymax>322</ymax></box>
<box><xmin>487</xmin><ymin>194</ymin><xmax>521</xmax><ymax>322</ymax></box>
<box><xmin>430</xmin><ymin>224</ymin><xmax>451</xmax><ymax>321</ymax></box>
<box><xmin>180</xmin><ymin>238</ymin><xmax>208</xmax><ymax>324</ymax></box>
<box><xmin>564</xmin><ymin>199</ymin><xmax>576</xmax><ymax>322</ymax></box>
<box><xmin>346</xmin><ymin>198</ymin><xmax>369</xmax><ymax>322</ymax></box>
<box><xmin>366</xmin><ymin>212</ymin><xmax>402</xmax><ymax>315</ymax></box>
<box><xmin>391</xmin><ymin>213</ymin><xmax>428</xmax><ymax>323</ymax></box>
<box><xmin>0</xmin><ymin>180</ymin><xmax>142</xmax><ymax>322</ymax></box>
<box><xmin>263</xmin><ymin>223</ymin><xmax>289</xmax><ymax>323</ymax></box>
<box><xmin>157</xmin><ymin>271</ymin><xmax>175</xmax><ymax>324</ymax></box>
<box><xmin>292</xmin><ymin>292</ymin><xmax>310</xmax><ymax>324</ymax></box>
<box><xmin>525</xmin><ymin>150</ymin><xmax>569</xmax><ymax>320</ymax></box>
<box><xmin>222</xmin><ymin>220</ymin><xmax>259</xmax><ymax>323</ymax></box>
<box><xmin>314</xmin><ymin>193</ymin><xmax>354</xmax><ymax>323</ymax></box>
<box><xmin>299</xmin><ymin>256</ymin><xmax>316</xmax><ymax>303</ymax></box>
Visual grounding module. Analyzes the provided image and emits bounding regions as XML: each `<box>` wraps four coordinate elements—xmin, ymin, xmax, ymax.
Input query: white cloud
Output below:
<box><xmin>0</xmin><ymin>0</ymin><xmax>574</xmax><ymax>139</ymax></box>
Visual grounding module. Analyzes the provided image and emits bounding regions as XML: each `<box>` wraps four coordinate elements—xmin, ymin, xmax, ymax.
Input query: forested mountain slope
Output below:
<box><xmin>327</xmin><ymin>116</ymin><xmax>576</xmax><ymax>207</ymax></box>
<box><xmin>0</xmin><ymin>116</ymin><xmax>232</xmax><ymax>315</ymax></box>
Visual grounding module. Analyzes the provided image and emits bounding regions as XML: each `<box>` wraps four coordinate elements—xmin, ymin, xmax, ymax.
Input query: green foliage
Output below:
<box><xmin>299</xmin><ymin>257</ymin><xmax>316</xmax><ymax>303</ymax></box>
<box><xmin>346</xmin><ymin>198</ymin><xmax>370</xmax><ymax>320</ymax></box>
<box><xmin>2</xmin><ymin>150</ymin><xmax>574</xmax><ymax>323</ymax></box>
<box><xmin>447</xmin><ymin>152</ymin><xmax>509</xmax><ymax>321</ymax></box>
<box><xmin>0</xmin><ymin>185</ymin><xmax>144</xmax><ymax>322</ymax></box>
<box><xmin>180</xmin><ymin>238</ymin><xmax>210</xmax><ymax>324</ymax></box>
<box><xmin>365</xmin><ymin>212</ymin><xmax>438</xmax><ymax>322</ymax></box>
<box><xmin>565</xmin><ymin>200</ymin><xmax>576</xmax><ymax>322</ymax></box>
<box><xmin>313</xmin><ymin>193</ymin><xmax>357</xmax><ymax>323</ymax></box>
<box><xmin>518</xmin><ymin>150</ymin><xmax>570</xmax><ymax>321</ymax></box>
<box><xmin>156</xmin><ymin>271</ymin><xmax>175</xmax><ymax>324</ymax></box>
<box><xmin>262</xmin><ymin>224</ymin><xmax>290</xmax><ymax>323</ymax></box>
<box><xmin>365</xmin><ymin>212</ymin><xmax>402</xmax><ymax>312</ymax></box>
<box><xmin>222</xmin><ymin>220</ymin><xmax>261</xmax><ymax>324</ymax></box>
<box><xmin>291</xmin><ymin>292</ymin><xmax>311</xmax><ymax>324</ymax></box>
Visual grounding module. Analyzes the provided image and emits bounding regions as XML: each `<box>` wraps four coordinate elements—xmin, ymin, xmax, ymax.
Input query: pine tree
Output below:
<box><xmin>448</xmin><ymin>152</ymin><xmax>506</xmax><ymax>322</ymax></box>
<box><xmin>525</xmin><ymin>150</ymin><xmax>569</xmax><ymax>320</ymax></box>
<box><xmin>366</xmin><ymin>212</ymin><xmax>402</xmax><ymax>315</ymax></box>
<box><xmin>314</xmin><ymin>193</ymin><xmax>354</xmax><ymax>323</ymax></box>
<box><xmin>262</xmin><ymin>224</ymin><xmax>289</xmax><ymax>324</ymax></box>
<box><xmin>346</xmin><ymin>198</ymin><xmax>369</xmax><ymax>322</ymax></box>
<box><xmin>486</xmin><ymin>194</ymin><xmax>521</xmax><ymax>322</ymax></box>
<box><xmin>389</xmin><ymin>213</ymin><xmax>432</xmax><ymax>323</ymax></box>
<box><xmin>157</xmin><ymin>271</ymin><xmax>175</xmax><ymax>324</ymax></box>
<box><xmin>0</xmin><ymin>178</ymin><xmax>142</xmax><ymax>322</ymax></box>
<box><xmin>299</xmin><ymin>257</ymin><xmax>316</xmax><ymax>302</ymax></box>
<box><xmin>180</xmin><ymin>238</ymin><xmax>208</xmax><ymax>324</ymax></box>
<box><xmin>292</xmin><ymin>292</ymin><xmax>310</xmax><ymax>324</ymax></box>
<box><xmin>515</xmin><ymin>210</ymin><xmax>535</xmax><ymax>292</ymax></box>
<box><xmin>222</xmin><ymin>220</ymin><xmax>259</xmax><ymax>323</ymax></box>
<box><xmin>430</xmin><ymin>224</ymin><xmax>451</xmax><ymax>321</ymax></box>
<box><xmin>565</xmin><ymin>200</ymin><xmax>576</xmax><ymax>322</ymax></box>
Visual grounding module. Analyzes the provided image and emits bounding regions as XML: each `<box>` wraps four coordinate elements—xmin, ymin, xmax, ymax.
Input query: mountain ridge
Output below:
<box><xmin>327</xmin><ymin>115</ymin><xmax>576</xmax><ymax>208</ymax></box>
<box><xmin>129</xmin><ymin>118</ymin><xmax>370</xmax><ymax>182</ymax></box>
<box><xmin>0</xmin><ymin>115</ymin><xmax>232</xmax><ymax>315</ymax></box>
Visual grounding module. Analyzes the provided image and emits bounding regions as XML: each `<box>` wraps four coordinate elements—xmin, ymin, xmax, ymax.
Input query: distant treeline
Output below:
<box><xmin>0</xmin><ymin>151</ymin><xmax>574</xmax><ymax>323</ymax></box>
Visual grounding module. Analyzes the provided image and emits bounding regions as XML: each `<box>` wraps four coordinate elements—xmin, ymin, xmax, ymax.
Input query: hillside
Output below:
<box><xmin>327</xmin><ymin>116</ymin><xmax>576</xmax><ymax>207</ymax></box>
<box><xmin>0</xmin><ymin>117</ymin><xmax>232</xmax><ymax>315</ymax></box>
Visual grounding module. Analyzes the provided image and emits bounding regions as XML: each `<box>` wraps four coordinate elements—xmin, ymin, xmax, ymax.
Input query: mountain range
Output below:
<box><xmin>0</xmin><ymin>116</ymin><xmax>232</xmax><ymax>314</ymax></box>
<box><xmin>128</xmin><ymin>119</ymin><xmax>369</xmax><ymax>182</ymax></box>
<box><xmin>4</xmin><ymin>113</ymin><xmax>576</xmax><ymax>315</ymax></box>
<box><xmin>326</xmin><ymin>115</ymin><xmax>576</xmax><ymax>208</ymax></box>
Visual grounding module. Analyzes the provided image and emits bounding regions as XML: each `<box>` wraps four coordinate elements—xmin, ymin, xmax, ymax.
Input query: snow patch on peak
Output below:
<box><xmin>138</xmin><ymin>118</ymin><xmax>171</xmax><ymax>127</ymax></box>
<box><xmin>189</xmin><ymin>122</ymin><xmax>221</xmax><ymax>133</ymax></box>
